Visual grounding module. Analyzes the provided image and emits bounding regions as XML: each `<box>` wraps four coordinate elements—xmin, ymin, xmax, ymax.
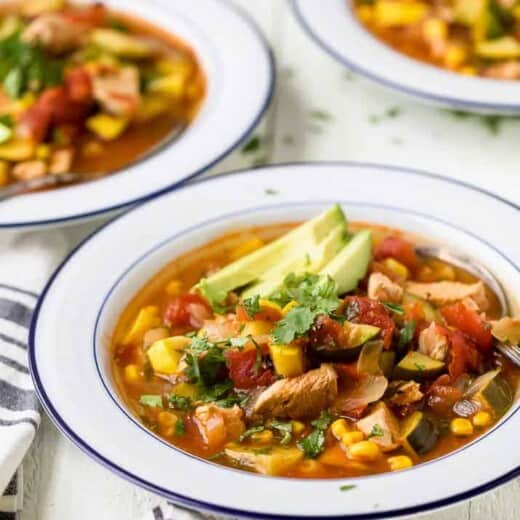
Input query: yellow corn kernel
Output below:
<box><xmin>148</xmin><ymin>74</ymin><xmax>187</xmax><ymax>98</ymax></box>
<box><xmin>388</xmin><ymin>455</ymin><xmax>413</xmax><ymax>471</ymax></box>
<box><xmin>123</xmin><ymin>306</ymin><xmax>161</xmax><ymax>345</ymax></box>
<box><xmin>229</xmin><ymin>236</ymin><xmax>264</xmax><ymax>260</ymax></box>
<box><xmin>356</xmin><ymin>5</ymin><xmax>373</xmax><ymax>23</ymax></box>
<box><xmin>292</xmin><ymin>420</ymin><xmax>306</xmax><ymax>435</ymax></box>
<box><xmin>86</xmin><ymin>114</ymin><xmax>129</xmax><ymax>141</ymax></box>
<box><xmin>251</xmin><ymin>430</ymin><xmax>274</xmax><ymax>444</ymax></box>
<box><xmin>259</xmin><ymin>299</ymin><xmax>283</xmax><ymax>314</ymax></box>
<box><xmin>472</xmin><ymin>411</ymin><xmax>492</xmax><ymax>428</ymax></box>
<box><xmin>341</xmin><ymin>431</ymin><xmax>365</xmax><ymax>447</ymax></box>
<box><xmin>444</xmin><ymin>44</ymin><xmax>467</xmax><ymax>69</ymax></box>
<box><xmin>147</xmin><ymin>336</ymin><xmax>191</xmax><ymax>374</ymax></box>
<box><xmin>382</xmin><ymin>258</ymin><xmax>409</xmax><ymax>279</ymax></box>
<box><xmin>422</xmin><ymin>18</ymin><xmax>447</xmax><ymax>41</ymax></box>
<box><xmin>269</xmin><ymin>343</ymin><xmax>305</xmax><ymax>377</ymax></box>
<box><xmin>0</xmin><ymin>160</ymin><xmax>9</xmax><ymax>187</ymax></box>
<box><xmin>282</xmin><ymin>300</ymin><xmax>299</xmax><ymax>316</ymax></box>
<box><xmin>450</xmin><ymin>418</ymin><xmax>474</xmax><ymax>436</ymax></box>
<box><xmin>460</xmin><ymin>66</ymin><xmax>477</xmax><ymax>76</ymax></box>
<box><xmin>347</xmin><ymin>440</ymin><xmax>381</xmax><ymax>462</ymax></box>
<box><xmin>35</xmin><ymin>143</ymin><xmax>51</xmax><ymax>160</ymax></box>
<box><xmin>123</xmin><ymin>364</ymin><xmax>141</xmax><ymax>383</ymax></box>
<box><xmin>240</xmin><ymin>320</ymin><xmax>274</xmax><ymax>336</ymax></box>
<box><xmin>330</xmin><ymin>419</ymin><xmax>350</xmax><ymax>440</ymax></box>
<box><xmin>165</xmin><ymin>279</ymin><xmax>182</xmax><ymax>296</ymax></box>
<box><xmin>374</xmin><ymin>0</ymin><xmax>428</xmax><ymax>27</ymax></box>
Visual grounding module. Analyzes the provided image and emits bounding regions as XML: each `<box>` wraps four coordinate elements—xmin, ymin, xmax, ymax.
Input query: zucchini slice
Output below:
<box><xmin>402</xmin><ymin>292</ymin><xmax>442</xmax><ymax>323</ymax></box>
<box><xmin>467</xmin><ymin>370</ymin><xmax>513</xmax><ymax>417</ymax></box>
<box><xmin>401</xmin><ymin>411</ymin><xmax>438</xmax><ymax>456</ymax></box>
<box><xmin>394</xmin><ymin>351</ymin><xmax>445</xmax><ymax>381</ymax></box>
<box><xmin>380</xmin><ymin>351</ymin><xmax>396</xmax><ymax>378</ymax></box>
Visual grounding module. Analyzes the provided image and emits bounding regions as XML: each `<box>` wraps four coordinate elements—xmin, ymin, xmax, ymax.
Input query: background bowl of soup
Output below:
<box><xmin>30</xmin><ymin>163</ymin><xmax>519</xmax><ymax>519</ymax></box>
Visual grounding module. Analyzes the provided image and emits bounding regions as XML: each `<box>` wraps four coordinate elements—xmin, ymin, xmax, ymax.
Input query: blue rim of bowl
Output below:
<box><xmin>0</xmin><ymin>0</ymin><xmax>276</xmax><ymax>230</ymax></box>
<box><xmin>290</xmin><ymin>0</ymin><xmax>520</xmax><ymax>113</ymax></box>
<box><xmin>29</xmin><ymin>162</ymin><xmax>520</xmax><ymax>519</ymax></box>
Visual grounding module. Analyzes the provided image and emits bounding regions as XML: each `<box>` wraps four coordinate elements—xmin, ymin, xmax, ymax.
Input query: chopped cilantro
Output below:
<box><xmin>243</xmin><ymin>295</ymin><xmax>260</xmax><ymax>318</ymax></box>
<box><xmin>270</xmin><ymin>420</ymin><xmax>293</xmax><ymax>445</ymax></box>
<box><xmin>265</xmin><ymin>188</ymin><xmax>278</xmax><ymax>195</ymax></box>
<box><xmin>383</xmin><ymin>302</ymin><xmax>404</xmax><ymax>315</ymax></box>
<box><xmin>174</xmin><ymin>418</ymin><xmax>186</xmax><ymax>436</ymax></box>
<box><xmin>184</xmin><ymin>337</ymin><xmax>227</xmax><ymax>388</ymax></box>
<box><xmin>397</xmin><ymin>320</ymin><xmax>417</xmax><ymax>354</ymax></box>
<box><xmin>240</xmin><ymin>425</ymin><xmax>265</xmax><ymax>442</ymax></box>
<box><xmin>368</xmin><ymin>423</ymin><xmax>384</xmax><ymax>438</ymax></box>
<box><xmin>168</xmin><ymin>394</ymin><xmax>192</xmax><ymax>411</ymax></box>
<box><xmin>340</xmin><ymin>484</ymin><xmax>356</xmax><ymax>492</ymax></box>
<box><xmin>208</xmin><ymin>451</ymin><xmax>225</xmax><ymax>460</ymax></box>
<box><xmin>273</xmin><ymin>306</ymin><xmax>316</xmax><ymax>344</ymax></box>
<box><xmin>139</xmin><ymin>395</ymin><xmax>163</xmax><ymax>408</ymax></box>
<box><xmin>297</xmin><ymin>411</ymin><xmax>333</xmax><ymax>458</ymax></box>
<box><xmin>414</xmin><ymin>362</ymin><xmax>426</xmax><ymax>371</ymax></box>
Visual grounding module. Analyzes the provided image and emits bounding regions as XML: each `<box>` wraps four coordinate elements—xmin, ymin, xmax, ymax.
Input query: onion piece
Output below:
<box><xmin>464</xmin><ymin>369</ymin><xmax>501</xmax><ymax>398</ymax></box>
<box><xmin>340</xmin><ymin>375</ymin><xmax>388</xmax><ymax>414</ymax></box>
<box><xmin>357</xmin><ymin>340</ymin><xmax>385</xmax><ymax>376</ymax></box>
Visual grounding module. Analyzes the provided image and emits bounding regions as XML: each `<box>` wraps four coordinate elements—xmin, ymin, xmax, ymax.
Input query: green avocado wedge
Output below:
<box><xmin>319</xmin><ymin>229</ymin><xmax>372</xmax><ymax>295</ymax></box>
<box><xmin>196</xmin><ymin>204</ymin><xmax>346</xmax><ymax>307</ymax></box>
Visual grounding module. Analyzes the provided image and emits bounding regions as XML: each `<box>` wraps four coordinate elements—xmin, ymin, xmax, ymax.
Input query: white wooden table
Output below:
<box><xmin>20</xmin><ymin>1</ymin><xmax>520</xmax><ymax>518</ymax></box>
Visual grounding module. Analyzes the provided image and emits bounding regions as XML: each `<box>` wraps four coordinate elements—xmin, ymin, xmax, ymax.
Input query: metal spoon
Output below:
<box><xmin>0</xmin><ymin>122</ymin><xmax>186</xmax><ymax>201</ymax></box>
<box><xmin>416</xmin><ymin>245</ymin><xmax>520</xmax><ymax>366</ymax></box>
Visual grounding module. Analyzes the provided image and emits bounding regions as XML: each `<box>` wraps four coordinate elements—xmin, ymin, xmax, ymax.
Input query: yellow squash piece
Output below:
<box><xmin>91</xmin><ymin>28</ymin><xmax>152</xmax><ymax>58</ymax></box>
<box><xmin>172</xmin><ymin>381</ymin><xmax>199</xmax><ymax>399</ymax></box>
<box><xmin>86</xmin><ymin>114</ymin><xmax>129</xmax><ymax>141</ymax></box>
<box><xmin>147</xmin><ymin>336</ymin><xmax>191</xmax><ymax>374</ymax></box>
<box><xmin>374</xmin><ymin>0</ymin><xmax>428</xmax><ymax>27</ymax></box>
<box><xmin>123</xmin><ymin>306</ymin><xmax>161</xmax><ymax>345</ymax></box>
<box><xmin>269</xmin><ymin>344</ymin><xmax>305</xmax><ymax>377</ymax></box>
<box><xmin>241</xmin><ymin>320</ymin><xmax>274</xmax><ymax>337</ymax></box>
<box><xmin>0</xmin><ymin>139</ymin><xmax>35</xmax><ymax>161</ymax></box>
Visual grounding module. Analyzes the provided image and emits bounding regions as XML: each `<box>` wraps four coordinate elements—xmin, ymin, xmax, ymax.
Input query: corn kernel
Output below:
<box><xmin>347</xmin><ymin>440</ymin><xmax>381</xmax><ymax>462</ymax></box>
<box><xmin>341</xmin><ymin>431</ymin><xmax>365</xmax><ymax>447</ymax></box>
<box><xmin>35</xmin><ymin>144</ymin><xmax>51</xmax><ymax>160</ymax></box>
<box><xmin>460</xmin><ymin>66</ymin><xmax>477</xmax><ymax>76</ymax></box>
<box><xmin>356</xmin><ymin>5</ymin><xmax>373</xmax><ymax>23</ymax></box>
<box><xmin>444</xmin><ymin>44</ymin><xmax>467</xmax><ymax>69</ymax></box>
<box><xmin>0</xmin><ymin>160</ymin><xmax>9</xmax><ymax>187</ymax></box>
<box><xmin>330</xmin><ymin>419</ymin><xmax>350</xmax><ymax>440</ymax></box>
<box><xmin>124</xmin><ymin>364</ymin><xmax>140</xmax><ymax>383</ymax></box>
<box><xmin>382</xmin><ymin>258</ymin><xmax>409</xmax><ymax>279</ymax></box>
<box><xmin>282</xmin><ymin>300</ymin><xmax>299</xmax><ymax>315</ymax></box>
<box><xmin>165</xmin><ymin>279</ymin><xmax>182</xmax><ymax>296</ymax></box>
<box><xmin>251</xmin><ymin>430</ymin><xmax>274</xmax><ymax>444</ymax></box>
<box><xmin>472</xmin><ymin>411</ymin><xmax>492</xmax><ymax>428</ymax></box>
<box><xmin>450</xmin><ymin>418</ymin><xmax>474</xmax><ymax>436</ymax></box>
<box><xmin>229</xmin><ymin>236</ymin><xmax>264</xmax><ymax>260</ymax></box>
<box><xmin>422</xmin><ymin>18</ymin><xmax>447</xmax><ymax>41</ymax></box>
<box><xmin>388</xmin><ymin>455</ymin><xmax>413</xmax><ymax>471</ymax></box>
<box><xmin>292</xmin><ymin>420</ymin><xmax>306</xmax><ymax>435</ymax></box>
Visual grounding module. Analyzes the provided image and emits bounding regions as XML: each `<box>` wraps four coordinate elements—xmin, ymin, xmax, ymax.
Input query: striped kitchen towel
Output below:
<box><xmin>0</xmin><ymin>230</ymin><xmax>69</xmax><ymax>519</ymax></box>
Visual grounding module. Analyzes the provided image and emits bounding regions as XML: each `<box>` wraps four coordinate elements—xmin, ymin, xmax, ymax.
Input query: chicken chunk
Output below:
<box><xmin>484</xmin><ymin>61</ymin><xmax>520</xmax><ymax>80</ymax></box>
<box><xmin>418</xmin><ymin>322</ymin><xmax>449</xmax><ymax>361</ymax></box>
<box><xmin>48</xmin><ymin>148</ymin><xmax>74</xmax><ymax>174</ymax></box>
<box><xmin>388</xmin><ymin>380</ymin><xmax>424</xmax><ymax>406</ymax></box>
<box><xmin>22</xmin><ymin>14</ymin><xmax>88</xmax><ymax>54</ymax></box>
<box><xmin>355</xmin><ymin>402</ymin><xmax>400</xmax><ymax>452</ymax></box>
<box><xmin>193</xmin><ymin>404</ymin><xmax>245</xmax><ymax>451</ymax></box>
<box><xmin>490</xmin><ymin>317</ymin><xmax>520</xmax><ymax>345</ymax></box>
<box><xmin>11</xmin><ymin>160</ymin><xmax>47</xmax><ymax>181</ymax></box>
<box><xmin>405</xmin><ymin>280</ymin><xmax>489</xmax><ymax>311</ymax></box>
<box><xmin>252</xmin><ymin>364</ymin><xmax>338</xmax><ymax>420</ymax></box>
<box><xmin>368</xmin><ymin>272</ymin><xmax>403</xmax><ymax>303</ymax></box>
<box><xmin>202</xmin><ymin>314</ymin><xmax>242</xmax><ymax>342</ymax></box>
<box><xmin>91</xmin><ymin>66</ymin><xmax>141</xmax><ymax>117</ymax></box>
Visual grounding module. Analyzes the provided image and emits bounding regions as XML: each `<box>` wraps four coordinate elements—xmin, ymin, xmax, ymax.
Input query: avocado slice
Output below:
<box><xmin>318</xmin><ymin>229</ymin><xmax>372</xmax><ymax>295</ymax></box>
<box><xmin>196</xmin><ymin>204</ymin><xmax>346</xmax><ymax>307</ymax></box>
<box><xmin>241</xmin><ymin>223</ymin><xmax>349</xmax><ymax>299</ymax></box>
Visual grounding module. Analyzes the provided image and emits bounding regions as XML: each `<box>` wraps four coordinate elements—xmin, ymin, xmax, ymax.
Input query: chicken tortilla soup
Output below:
<box><xmin>112</xmin><ymin>205</ymin><xmax>519</xmax><ymax>478</ymax></box>
<box><xmin>0</xmin><ymin>0</ymin><xmax>204</xmax><ymax>188</ymax></box>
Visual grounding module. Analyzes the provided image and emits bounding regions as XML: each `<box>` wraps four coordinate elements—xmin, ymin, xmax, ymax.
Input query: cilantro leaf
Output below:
<box><xmin>184</xmin><ymin>337</ymin><xmax>227</xmax><ymax>388</ymax></box>
<box><xmin>397</xmin><ymin>320</ymin><xmax>417</xmax><ymax>354</ymax></box>
<box><xmin>297</xmin><ymin>410</ymin><xmax>333</xmax><ymax>458</ymax></box>
<box><xmin>139</xmin><ymin>394</ymin><xmax>163</xmax><ymax>408</ymax></box>
<box><xmin>368</xmin><ymin>423</ymin><xmax>384</xmax><ymax>438</ymax></box>
<box><xmin>311</xmin><ymin>410</ymin><xmax>333</xmax><ymax>430</ymax></box>
<box><xmin>240</xmin><ymin>425</ymin><xmax>265</xmax><ymax>441</ymax></box>
<box><xmin>339</xmin><ymin>485</ymin><xmax>356</xmax><ymax>492</ymax></box>
<box><xmin>383</xmin><ymin>302</ymin><xmax>404</xmax><ymax>315</ymax></box>
<box><xmin>273</xmin><ymin>306</ymin><xmax>315</xmax><ymax>344</ymax></box>
<box><xmin>174</xmin><ymin>418</ymin><xmax>186</xmax><ymax>436</ymax></box>
<box><xmin>243</xmin><ymin>295</ymin><xmax>260</xmax><ymax>318</ymax></box>
<box><xmin>270</xmin><ymin>420</ymin><xmax>293</xmax><ymax>445</ymax></box>
<box><xmin>168</xmin><ymin>394</ymin><xmax>192</xmax><ymax>411</ymax></box>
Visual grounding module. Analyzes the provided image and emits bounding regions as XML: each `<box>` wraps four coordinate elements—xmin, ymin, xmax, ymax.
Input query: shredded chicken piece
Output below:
<box><xmin>22</xmin><ymin>14</ymin><xmax>88</xmax><ymax>54</ymax></box>
<box><xmin>490</xmin><ymin>317</ymin><xmax>520</xmax><ymax>345</ymax></box>
<box><xmin>355</xmin><ymin>402</ymin><xmax>400</xmax><ymax>451</ymax></box>
<box><xmin>91</xmin><ymin>66</ymin><xmax>141</xmax><ymax>117</ymax></box>
<box><xmin>368</xmin><ymin>272</ymin><xmax>403</xmax><ymax>303</ymax></box>
<box><xmin>388</xmin><ymin>380</ymin><xmax>424</xmax><ymax>406</ymax></box>
<box><xmin>48</xmin><ymin>148</ymin><xmax>74</xmax><ymax>174</ymax></box>
<box><xmin>252</xmin><ymin>364</ymin><xmax>338</xmax><ymax>420</ymax></box>
<box><xmin>193</xmin><ymin>404</ymin><xmax>245</xmax><ymax>450</ymax></box>
<box><xmin>484</xmin><ymin>61</ymin><xmax>520</xmax><ymax>80</ymax></box>
<box><xmin>11</xmin><ymin>160</ymin><xmax>47</xmax><ymax>181</ymax></box>
<box><xmin>405</xmin><ymin>280</ymin><xmax>489</xmax><ymax>311</ymax></box>
<box><xmin>203</xmin><ymin>315</ymin><xmax>242</xmax><ymax>342</ymax></box>
<box><xmin>418</xmin><ymin>322</ymin><xmax>449</xmax><ymax>361</ymax></box>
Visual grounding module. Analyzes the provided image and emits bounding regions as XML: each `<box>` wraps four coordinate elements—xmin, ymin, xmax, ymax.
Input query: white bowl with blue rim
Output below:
<box><xmin>30</xmin><ymin>163</ymin><xmax>519</xmax><ymax>519</ymax></box>
<box><xmin>291</xmin><ymin>0</ymin><xmax>520</xmax><ymax>114</ymax></box>
<box><xmin>0</xmin><ymin>0</ymin><xmax>274</xmax><ymax>229</ymax></box>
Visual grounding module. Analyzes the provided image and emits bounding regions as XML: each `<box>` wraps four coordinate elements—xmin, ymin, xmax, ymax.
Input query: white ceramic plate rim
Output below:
<box><xmin>0</xmin><ymin>0</ymin><xmax>274</xmax><ymax>229</ymax></box>
<box><xmin>29</xmin><ymin>163</ymin><xmax>520</xmax><ymax>519</ymax></box>
<box><xmin>291</xmin><ymin>0</ymin><xmax>520</xmax><ymax>113</ymax></box>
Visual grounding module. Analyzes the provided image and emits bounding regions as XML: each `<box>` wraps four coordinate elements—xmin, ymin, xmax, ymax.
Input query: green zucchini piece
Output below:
<box><xmin>394</xmin><ymin>351</ymin><xmax>445</xmax><ymax>381</ymax></box>
<box><xmin>402</xmin><ymin>292</ymin><xmax>442</xmax><ymax>323</ymax></box>
<box><xmin>380</xmin><ymin>351</ymin><xmax>396</xmax><ymax>378</ymax></box>
<box><xmin>401</xmin><ymin>411</ymin><xmax>438</xmax><ymax>456</ymax></box>
<box><xmin>471</xmin><ymin>371</ymin><xmax>513</xmax><ymax>417</ymax></box>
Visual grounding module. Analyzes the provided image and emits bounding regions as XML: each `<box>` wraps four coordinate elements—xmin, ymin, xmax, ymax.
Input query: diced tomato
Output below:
<box><xmin>225</xmin><ymin>348</ymin><xmax>276</xmax><ymax>390</ymax></box>
<box><xmin>17</xmin><ymin>103</ymin><xmax>52</xmax><ymax>143</ymax></box>
<box><xmin>375</xmin><ymin>236</ymin><xmax>419</xmax><ymax>271</ymax></box>
<box><xmin>309</xmin><ymin>315</ymin><xmax>347</xmax><ymax>350</ymax></box>
<box><xmin>426</xmin><ymin>374</ymin><xmax>463</xmax><ymax>416</ymax></box>
<box><xmin>65</xmin><ymin>67</ymin><xmax>93</xmax><ymax>103</ymax></box>
<box><xmin>447</xmin><ymin>330</ymin><xmax>481</xmax><ymax>379</ymax></box>
<box><xmin>163</xmin><ymin>293</ymin><xmax>212</xmax><ymax>330</ymax></box>
<box><xmin>441</xmin><ymin>302</ymin><xmax>493</xmax><ymax>352</ymax></box>
<box><xmin>344</xmin><ymin>296</ymin><xmax>396</xmax><ymax>349</ymax></box>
